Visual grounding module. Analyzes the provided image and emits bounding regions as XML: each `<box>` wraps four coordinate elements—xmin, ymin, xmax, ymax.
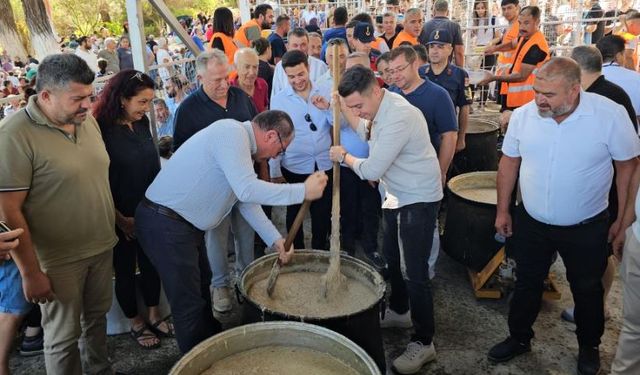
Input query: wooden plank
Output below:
<box><xmin>468</xmin><ymin>247</ymin><xmax>505</xmax><ymax>291</ymax></box>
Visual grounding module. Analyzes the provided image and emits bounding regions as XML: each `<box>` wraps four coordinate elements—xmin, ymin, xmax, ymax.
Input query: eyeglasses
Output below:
<box><xmin>386</xmin><ymin>62</ymin><xmax>412</xmax><ymax>75</ymax></box>
<box><xmin>276</xmin><ymin>132</ymin><xmax>286</xmax><ymax>156</ymax></box>
<box><xmin>304</xmin><ymin>113</ymin><xmax>317</xmax><ymax>131</ymax></box>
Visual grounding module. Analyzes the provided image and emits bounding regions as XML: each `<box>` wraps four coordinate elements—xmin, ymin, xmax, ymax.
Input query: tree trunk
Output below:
<box><xmin>0</xmin><ymin>0</ymin><xmax>29</xmax><ymax>60</ymax></box>
<box><xmin>21</xmin><ymin>0</ymin><xmax>59</xmax><ymax>59</ymax></box>
<box><xmin>99</xmin><ymin>0</ymin><xmax>111</xmax><ymax>23</ymax></box>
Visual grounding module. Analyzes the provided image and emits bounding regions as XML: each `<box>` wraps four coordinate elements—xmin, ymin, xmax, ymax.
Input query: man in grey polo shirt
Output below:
<box><xmin>330</xmin><ymin>66</ymin><xmax>443</xmax><ymax>374</ymax></box>
<box><xmin>135</xmin><ymin>110</ymin><xmax>328</xmax><ymax>354</ymax></box>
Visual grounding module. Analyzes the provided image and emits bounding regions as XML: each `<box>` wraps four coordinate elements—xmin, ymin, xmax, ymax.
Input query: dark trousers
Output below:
<box><xmin>509</xmin><ymin>205</ymin><xmax>608</xmax><ymax>347</ymax></box>
<box><xmin>24</xmin><ymin>304</ymin><xmax>41</xmax><ymax>328</ymax></box>
<box><xmin>135</xmin><ymin>204</ymin><xmax>221</xmax><ymax>353</ymax></box>
<box><xmin>384</xmin><ymin>202</ymin><xmax>439</xmax><ymax>344</ymax></box>
<box><xmin>340</xmin><ymin>166</ymin><xmax>381</xmax><ymax>255</ymax></box>
<box><xmin>113</xmin><ymin>230</ymin><xmax>161</xmax><ymax>318</ymax></box>
<box><xmin>282</xmin><ymin>167</ymin><xmax>332</xmax><ymax>250</ymax></box>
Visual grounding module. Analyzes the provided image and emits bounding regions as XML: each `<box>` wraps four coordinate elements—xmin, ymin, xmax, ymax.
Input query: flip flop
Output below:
<box><xmin>149</xmin><ymin>315</ymin><xmax>175</xmax><ymax>338</ymax></box>
<box><xmin>130</xmin><ymin>325</ymin><xmax>160</xmax><ymax>349</ymax></box>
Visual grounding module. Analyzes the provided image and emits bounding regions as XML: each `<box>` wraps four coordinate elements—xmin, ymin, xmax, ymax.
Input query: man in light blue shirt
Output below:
<box><xmin>135</xmin><ymin>111</ymin><xmax>328</xmax><ymax>354</ymax></box>
<box><xmin>152</xmin><ymin>98</ymin><xmax>174</xmax><ymax>137</ymax></box>
<box><xmin>271</xmin><ymin>50</ymin><xmax>333</xmax><ymax>250</ymax></box>
<box><xmin>597</xmin><ymin>35</ymin><xmax>640</xmax><ymax>128</ymax></box>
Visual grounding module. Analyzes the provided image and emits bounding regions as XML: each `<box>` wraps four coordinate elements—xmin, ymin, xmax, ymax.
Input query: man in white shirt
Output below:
<box><xmin>488</xmin><ymin>57</ymin><xmax>640</xmax><ymax>375</ymax></box>
<box><xmin>596</xmin><ymin>34</ymin><xmax>640</xmax><ymax>127</ymax></box>
<box><xmin>270</xmin><ymin>28</ymin><xmax>328</xmax><ymax>102</ymax></box>
<box><xmin>155</xmin><ymin>37</ymin><xmax>173</xmax><ymax>83</ymax></box>
<box><xmin>330</xmin><ymin>65</ymin><xmax>443</xmax><ymax>374</ymax></box>
<box><xmin>74</xmin><ymin>36</ymin><xmax>99</xmax><ymax>73</ymax></box>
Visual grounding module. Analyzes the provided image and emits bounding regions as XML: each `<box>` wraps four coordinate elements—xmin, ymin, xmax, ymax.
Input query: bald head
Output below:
<box><xmin>346</xmin><ymin>52</ymin><xmax>370</xmax><ymax>69</ymax></box>
<box><xmin>536</xmin><ymin>57</ymin><xmax>581</xmax><ymax>87</ymax></box>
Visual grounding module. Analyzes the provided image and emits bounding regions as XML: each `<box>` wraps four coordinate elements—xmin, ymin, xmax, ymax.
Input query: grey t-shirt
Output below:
<box><xmin>419</xmin><ymin>16</ymin><xmax>464</xmax><ymax>46</ymax></box>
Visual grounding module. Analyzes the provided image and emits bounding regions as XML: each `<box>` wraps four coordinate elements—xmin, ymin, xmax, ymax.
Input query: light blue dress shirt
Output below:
<box><xmin>602</xmin><ymin>63</ymin><xmax>640</xmax><ymax>118</ymax></box>
<box><xmin>157</xmin><ymin>112</ymin><xmax>175</xmax><ymax>137</ymax></box>
<box><xmin>145</xmin><ymin>119</ymin><xmax>306</xmax><ymax>245</ymax></box>
<box><xmin>270</xmin><ymin>82</ymin><xmax>333</xmax><ymax>177</ymax></box>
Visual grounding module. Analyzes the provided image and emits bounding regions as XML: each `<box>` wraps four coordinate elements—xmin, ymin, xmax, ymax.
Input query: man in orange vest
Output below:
<box><xmin>392</xmin><ymin>8</ymin><xmax>423</xmax><ymax>48</ymax></box>
<box><xmin>484</xmin><ymin>0</ymin><xmax>520</xmax><ymax>108</ymax></box>
<box><xmin>234</xmin><ymin>4</ymin><xmax>274</xmax><ymax>48</ymax></box>
<box><xmin>479</xmin><ymin>5</ymin><xmax>549</xmax><ymax>111</ymax></box>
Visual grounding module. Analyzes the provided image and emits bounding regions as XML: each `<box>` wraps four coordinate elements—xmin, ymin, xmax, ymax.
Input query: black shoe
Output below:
<box><xmin>19</xmin><ymin>329</ymin><xmax>43</xmax><ymax>357</ymax></box>
<box><xmin>577</xmin><ymin>346</ymin><xmax>600</xmax><ymax>375</ymax></box>
<box><xmin>488</xmin><ymin>337</ymin><xmax>531</xmax><ymax>363</ymax></box>
<box><xmin>365</xmin><ymin>251</ymin><xmax>387</xmax><ymax>271</ymax></box>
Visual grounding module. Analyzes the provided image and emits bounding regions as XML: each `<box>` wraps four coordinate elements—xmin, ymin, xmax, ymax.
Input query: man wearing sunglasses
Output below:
<box><xmin>271</xmin><ymin>50</ymin><xmax>333</xmax><ymax>251</ymax></box>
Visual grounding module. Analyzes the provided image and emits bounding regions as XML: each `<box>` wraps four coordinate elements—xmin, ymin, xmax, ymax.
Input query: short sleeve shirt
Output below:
<box><xmin>0</xmin><ymin>97</ymin><xmax>117</xmax><ymax>267</ymax></box>
<box><xmin>419</xmin><ymin>17</ymin><xmax>464</xmax><ymax>46</ymax></box>
<box><xmin>268</xmin><ymin>33</ymin><xmax>287</xmax><ymax>65</ymax></box>
<box><xmin>420</xmin><ymin>64</ymin><xmax>472</xmax><ymax>108</ymax></box>
<box><xmin>502</xmin><ymin>91</ymin><xmax>640</xmax><ymax>225</ymax></box>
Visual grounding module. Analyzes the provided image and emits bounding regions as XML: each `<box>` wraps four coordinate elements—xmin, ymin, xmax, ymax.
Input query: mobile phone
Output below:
<box><xmin>0</xmin><ymin>221</ymin><xmax>11</xmax><ymax>233</ymax></box>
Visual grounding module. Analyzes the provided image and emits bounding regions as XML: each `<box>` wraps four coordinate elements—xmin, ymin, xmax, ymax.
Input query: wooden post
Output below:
<box><xmin>329</xmin><ymin>43</ymin><xmax>342</xmax><ymax>259</ymax></box>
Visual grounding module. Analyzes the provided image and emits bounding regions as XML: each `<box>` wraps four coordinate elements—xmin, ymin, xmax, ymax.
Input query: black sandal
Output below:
<box><xmin>130</xmin><ymin>325</ymin><xmax>160</xmax><ymax>349</ymax></box>
<box><xmin>149</xmin><ymin>315</ymin><xmax>175</xmax><ymax>338</ymax></box>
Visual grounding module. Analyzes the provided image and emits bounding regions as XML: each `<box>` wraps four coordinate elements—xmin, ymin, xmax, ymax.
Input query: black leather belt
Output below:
<box><xmin>141</xmin><ymin>198</ymin><xmax>189</xmax><ymax>224</ymax></box>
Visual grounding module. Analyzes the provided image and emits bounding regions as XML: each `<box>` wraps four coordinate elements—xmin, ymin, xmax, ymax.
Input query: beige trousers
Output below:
<box><xmin>611</xmin><ymin>227</ymin><xmax>640</xmax><ymax>375</ymax></box>
<box><xmin>40</xmin><ymin>250</ymin><xmax>113</xmax><ymax>375</ymax></box>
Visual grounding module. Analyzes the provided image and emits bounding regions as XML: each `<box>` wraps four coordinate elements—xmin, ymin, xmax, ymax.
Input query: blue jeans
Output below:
<box><xmin>135</xmin><ymin>203</ymin><xmax>221</xmax><ymax>353</ymax></box>
<box><xmin>0</xmin><ymin>259</ymin><xmax>31</xmax><ymax>315</ymax></box>
<box><xmin>383</xmin><ymin>201</ymin><xmax>440</xmax><ymax>344</ymax></box>
<box><xmin>206</xmin><ymin>205</ymin><xmax>255</xmax><ymax>288</ymax></box>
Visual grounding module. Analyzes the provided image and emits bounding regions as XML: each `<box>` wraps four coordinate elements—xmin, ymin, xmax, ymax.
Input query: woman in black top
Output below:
<box><xmin>93</xmin><ymin>70</ymin><xmax>173</xmax><ymax>349</ymax></box>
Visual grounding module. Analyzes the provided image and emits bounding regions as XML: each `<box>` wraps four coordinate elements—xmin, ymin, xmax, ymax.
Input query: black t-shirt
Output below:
<box><xmin>212</xmin><ymin>37</ymin><xmax>225</xmax><ymax>51</ymax></box>
<box><xmin>585</xmin><ymin>4</ymin><xmax>605</xmax><ymax>43</ymax></box>
<box><xmin>521</xmin><ymin>44</ymin><xmax>548</xmax><ymax>66</ymax></box>
<box><xmin>587</xmin><ymin>75</ymin><xmax>638</xmax><ymax>130</ymax></box>
<box><xmin>258</xmin><ymin>59</ymin><xmax>274</xmax><ymax>98</ymax></box>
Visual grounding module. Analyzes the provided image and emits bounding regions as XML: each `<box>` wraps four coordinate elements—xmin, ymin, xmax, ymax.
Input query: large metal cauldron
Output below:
<box><xmin>169</xmin><ymin>321</ymin><xmax>381</xmax><ymax>375</ymax></box>
<box><xmin>237</xmin><ymin>250</ymin><xmax>387</xmax><ymax>372</ymax></box>
<box><xmin>451</xmin><ymin>118</ymin><xmax>500</xmax><ymax>176</ymax></box>
<box><xmin>443</xmin><ymin>171</ymin><xmax>503</xmax><ymax>272</ymax></box>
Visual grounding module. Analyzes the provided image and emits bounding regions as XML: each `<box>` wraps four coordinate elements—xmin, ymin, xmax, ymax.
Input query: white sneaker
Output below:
<box><xmin>392</xmin><ymin>341</ymin><xmax>436</xmax><ymax>374</ymax></box>
<box><xmin>380</xmin><ymin>308</ymin><xmax>413</xmax><ymax>328</ymax></box>
<box><xmin>212</xmin><ymin>286</ymin><xmax>232</xmax><ymax>313</ymax></box>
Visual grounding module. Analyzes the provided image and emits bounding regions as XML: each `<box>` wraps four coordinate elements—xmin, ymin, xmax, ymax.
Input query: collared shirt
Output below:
<box><xmin>389</xmin><ymin>79</ymin><xmax>458</xmax><ymax>152</ymax></box>
<box><xmin>351</xmin><ymin>90</ymin><xmax>443</xmax><ymax>209</ymax></box>
<box><xmin>0</xmin><ymin>96</ymin><xmax>117</xmax><ymax>267</ymax></box>
<box><xmin>172</xmin><ymin>86</ymin><xmax>257</xmax><ymax>150</ymax></box>
<box><xmin>270</xmin><ymin>56</ymin><xmax>328</xmax><ymax>102</ymax></box>
<box><xmin>420</xmin><ymin>63</ymin><xmax>472</xmax><ymax>109</ymax></box>
<box><xmin>602</xmin><ymin>63</ymin><xmax>640</xmax><ymax>121</ymax></box>
<box><xmin>145</xmin><ymin>120</ymin><xmax>306</xmax><ymax>245</ymax></box>
<box><xmin>502</xmin><ymin>91</ymin><xmax>640</xmax><ymax>226</ymax></box>
<box><xmin>231</xmin><ymin>76</ymin><xmax>270</xmax><ymax>113</ymax></box>
<box><xmin>157</xmin><ymin>112</ymin><xmax>175</xmax><ymax>137</ymax></box>
<box><xmin>100</xmin><ymin>116</ymin><xmax>160</xmax><ymax>217</ymax></box>
<box><xmin>270</xmin><ymin>82</ymin><xmax>333</xmax><ymax>176</ymax></box>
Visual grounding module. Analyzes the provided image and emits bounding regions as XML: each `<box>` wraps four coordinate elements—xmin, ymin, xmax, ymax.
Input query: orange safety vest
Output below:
<box><xmin>505</xmin><ymin>30</ymin><xmax>550</xmax><ymax>108</ymax></box>
<box><xmin>392</xmin><ymin>31</ymin><xmax>418</xmax><ymax>48</ymax></box>
<box><xmin>372</xmin><ymin>37</ymin><xmax>385</xmax><ymax>51</ymax></box>
<box><xmin>497</xmin><ymin>20</ymin><xmax>520</xmax><ymax>95</ymax></box>
<box><xmin>616</xmin><ymin>31</ymin><xmax>638</xmax><ymax>69</ymax></box>
<box><xmin>211</xmin><ymin>32</ymin><xmax>238</xmax><ymax>65</ymax></box>
<box><xmin>234</xmin><ymin>19</ymin><xmax>260</xmax><ymax>48</ymax></box>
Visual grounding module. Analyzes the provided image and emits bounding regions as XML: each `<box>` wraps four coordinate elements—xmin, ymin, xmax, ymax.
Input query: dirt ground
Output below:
<box><xmin>9</xmin><ymin>206</ymin><xmax>623</xmax><ymax>375</ymax></box>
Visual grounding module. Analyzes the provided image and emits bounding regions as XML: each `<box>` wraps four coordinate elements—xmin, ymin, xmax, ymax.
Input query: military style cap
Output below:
<box><xmin>427</xmin><ymin>29</ymin><xmax>453</xmax><ymax>45</ymax></box>
<box><xmin>354</xmin><ymin>22</ymin><xmax>376</xmax><ymax>43</ymax></box>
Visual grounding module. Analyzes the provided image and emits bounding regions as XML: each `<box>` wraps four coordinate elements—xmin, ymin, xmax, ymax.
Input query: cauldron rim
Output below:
<box><xmin>238</xmin><ymin>250</ymin><xmax>386</xmax><ymax>322</ymax></box>
<box><xmin>447</xmin><ymin>171</ymin><xmax>498</xmax><ymax>207</ymax></box>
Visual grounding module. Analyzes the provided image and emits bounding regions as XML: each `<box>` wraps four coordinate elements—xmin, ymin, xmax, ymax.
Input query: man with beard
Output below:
<box><xmin>74</xmin><ymin>36</ymin><xmax>99</xmax><ymax>73</ymax></box>
<box><xmin>163</xmin><ymin>76</ymin><xmax>187</xmax><ymax>115</ymax></box>
<box><xmin>488</xmin><ymin>57</ymin><xmax>640</xmax><ymax>375</ymax></box>
<box><xmin>479</xmin><ymin>6</ymin><xmax>549</xmax><ymax>112</ymax></box>
<box><xmin>235</xmin><ymin>4</ymin><xmax>274</xmax><ymax>48</ymax></box>
<box><xmin>0</xmin><ymin>53</ymin><xmax>119</xmax><ymax>374</ymax></box>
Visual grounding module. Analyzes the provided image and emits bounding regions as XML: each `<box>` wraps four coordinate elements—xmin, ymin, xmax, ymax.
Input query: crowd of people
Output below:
<box><xmin>2</xmin><ymin>0</ymin><xmax>640</xmax><ymax>375</ymax></box>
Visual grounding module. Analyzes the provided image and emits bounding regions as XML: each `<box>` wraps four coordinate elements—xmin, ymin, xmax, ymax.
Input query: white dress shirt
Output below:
<box><xmin>351</xmin><ymin>90</ymin><xmax>443</xmax><ymax>209</ymax></box>
<box><xmin>502</xmin><ymin>91</ymin><xmax>640</xmax><ymax>226</ymax></box>
<box><xmin>270</xmin><ymin>56</ymin><xmax>328</xmax><ymax>102</ymax></box>
<box><xmin>269</xmin><ymin>82</ymin><xmax>333</xmax><ymax>177</ymax></box>
<box><xmin>602</xmin><ymin>63</ymin><xmax>640</xmax><ymax>123</ymax></box>
<box><xmin>75</xmin><ymin>48</ymin><xmax>98</xmax><ymax>72</ymax></box>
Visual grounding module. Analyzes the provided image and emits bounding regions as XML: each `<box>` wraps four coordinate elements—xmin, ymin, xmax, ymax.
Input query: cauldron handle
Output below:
<box><xmin>379</xmin><ymin>299</ymin><xmax>386</xmax><ymax>320</ymax></box>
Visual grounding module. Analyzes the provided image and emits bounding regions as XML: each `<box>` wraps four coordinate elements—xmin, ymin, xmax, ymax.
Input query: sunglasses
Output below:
<box><xmin>305</xmin><ymin>113</ymin><xmax>317</xmax><ymax>131</ymax></box>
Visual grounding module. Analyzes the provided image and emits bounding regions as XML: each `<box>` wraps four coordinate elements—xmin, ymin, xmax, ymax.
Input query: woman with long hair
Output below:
<box><xmin>93</xmin><ymin>70</ymin><xmax>174</xmax><ymax>349</ymax></box>
<box><xmin>210</xmin><ymin>7</ymin><xmax>238</xmax><ymax>64</ymax></box>
<box><xmin>472</xmin><ymin>0</ymin><xmax>500</xmax><ymax>107</ymax></box>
